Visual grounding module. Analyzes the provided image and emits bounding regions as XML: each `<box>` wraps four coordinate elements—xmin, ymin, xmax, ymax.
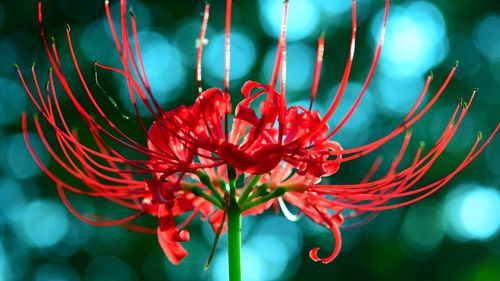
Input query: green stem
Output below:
<box><xmin>227</xmin><ymin>206</ymin><xmax>242</xmax><ymax>281</ymax></box>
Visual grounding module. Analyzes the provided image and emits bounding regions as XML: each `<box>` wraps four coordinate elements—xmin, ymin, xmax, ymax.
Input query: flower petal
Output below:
<box><xmin>157</xmin><ymin>203</ymin><xmax>189</xmax><ymax>264</ymax></box>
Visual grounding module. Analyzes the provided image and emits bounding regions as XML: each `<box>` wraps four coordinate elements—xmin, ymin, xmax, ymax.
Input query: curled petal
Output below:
<box><xmin>233</xmin><ymin>105</ymin><xmax>260</xmax><ymax>127</ymax></box>
<box><xmin>241</xmin><ymin>80</ymin><xmax>264</xmax><ymax>97</ymax></box>
<box><xmin>309</xmin><ymin>220</ymin><xmax>342</xmax><ymax>264</ymax></box>
<box><xmin>309</xmin><ymin>212</ymin><xmax>344</xmax><ymax>264</ymax></box>
<box><xmin>298</xmin><ymin>141</ymin><xmax>343</xmax><ymax>178</ymax></box>
<box><xmin>194</xmin><ymin>87</ymin><xmax>232</xmax><ymax>117</ymax></box>
<box><xmin>317</xmin><ymin>140</ymin><xmax>343</xmax><ymax>176</ymax></box>
<box><xmin>157</xmin><ymin>227</ymin><xmax>189</xmax><ymax>264</ymax></box>
<box><xmin>157</xmin><ymin>203</ymin><xmax>189</xmax><ymax>264</ymax></box>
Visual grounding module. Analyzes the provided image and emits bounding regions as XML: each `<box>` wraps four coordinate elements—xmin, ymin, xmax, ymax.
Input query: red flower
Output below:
<box><xmin>18</xmin><ymin>0</ymin><xmax>498</xmax><ymax>265</ymax></box>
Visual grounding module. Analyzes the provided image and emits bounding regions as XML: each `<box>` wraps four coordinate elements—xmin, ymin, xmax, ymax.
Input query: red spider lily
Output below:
<box><xmin>18</xmin><ymin>0</ymin><xmax>499</xmax><ymax>266</ymax></box>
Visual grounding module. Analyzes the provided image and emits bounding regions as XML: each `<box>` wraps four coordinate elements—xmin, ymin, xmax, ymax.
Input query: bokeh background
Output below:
<box><xmin>0</xmin><ymin>0</ymin><xmax>499</xmax><ymax>280</ymax></box>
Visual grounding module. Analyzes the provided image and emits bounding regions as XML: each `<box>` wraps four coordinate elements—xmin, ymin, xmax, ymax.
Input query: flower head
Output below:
<box><xmin>18</xmin><ymin>0</ymin><xmax>498</xmax><ymax>266</ymax></box>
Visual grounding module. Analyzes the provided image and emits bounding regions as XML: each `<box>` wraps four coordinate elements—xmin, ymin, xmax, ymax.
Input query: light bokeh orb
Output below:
<box><xmin>443</xmin><ymin>183</ymin><xmax>500</xmax><ymax>242</ymax></box>
<box><xmin>370</xmin><ymin>1</ymin><xmax>448</xmax><ymax>78</ymax></box>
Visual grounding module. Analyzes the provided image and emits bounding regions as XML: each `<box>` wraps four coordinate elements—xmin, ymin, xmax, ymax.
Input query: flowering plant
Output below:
<box><xmin>17</xmin><ymin>0</ymin><xmax>498</xmax><ymax>280</ymax></box>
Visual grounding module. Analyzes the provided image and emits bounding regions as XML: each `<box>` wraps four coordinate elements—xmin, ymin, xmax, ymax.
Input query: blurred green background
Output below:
<box><xmin>0</xmin><ymin>0</ymin><xmax>499</xmax><ymax>280</ymax></box>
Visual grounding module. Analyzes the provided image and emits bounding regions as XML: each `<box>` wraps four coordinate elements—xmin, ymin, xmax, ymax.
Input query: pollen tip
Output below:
<box><xmin>472</xmin><ymin>87</ymin><xmax>479</xmax><ymax>93</ymax></box>
<box><xmin>31</xmin><ymin>62</ymin><xmax>36</xmax><ymax>68</ymax></box>
<box><xmin>458</xmin><ymin>97</ymin><xmax>463</xmax><ymax>104</ymax></box>
<box><xmin>320</xmin><ymin>30</ymin><xmax>326</xmax><ymax>38</ymax></box>
<box><xmin>455</xmin><ymin>60</ymin><xmax>460</xmax><ymax>67</ymax></box>
<box><xmin>65</xmin><ymin>23</ymin><xmax>71</xmax><ymax>32</ymax></box>
<box><xmin>478</xmin><ymin>131</ymin><xmax>483</xmax><ymax>141</ymax></box>
<box><xmin>50</xmin><ymin>36</ymin><xmax>55</xmax><ymax>43</ymax></box>
<box><xmin>12</xmin><ymin>63</ymin><xmax>19</xmax><ymax>70</ymax></box>
<box><xmin>48</xmin><ymin>66</ymin><xmax>52</xmax><ymax>74</ymax></box>
<box><xmin>104</xmin><ymin>0</ymin><xmax>109</xmax><ymax>5</ymax></box>
<box><xmin>128</xmin><ymin>7</ymin><xmax>136</xmax><ymax>18</ymax></box>
<box><xmin>428</xmin><ymin>71</ymin><xmax>434</xmax><ymax>80</ymax></box>
<box><xmin>419</xmin><ymin>141</ymin><xmax>426</xmax><ymax>148</ymax></box>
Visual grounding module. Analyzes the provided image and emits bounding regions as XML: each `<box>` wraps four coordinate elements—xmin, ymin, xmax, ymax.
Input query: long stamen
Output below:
<box><xmin>223</xmin><ymin>0</ymin><xmax>232</xmax><ymax>139</ymax></box>
<box><xmin>360</xmin><ymin>156</ymin><xmax>383</xmax><ymax>183</ymax></box>
<box><xmin>197</xmin><ymin>2</ymin><xmax>210</xmax><ymax>94</ymax></box>
<box><xmin>38</xmin><ymin>2</ymin><xmax>164</xmax><ymax>162</ymax></box>
<box><xmin>270</xmin><ymin>0</ymin><xmax>289</xmax><ymax>88</ymax></box>
<box><xmin>224</xmin><ymin>0</ymin><xmax>232</xmax><ymax>92</ymax></box>
<box><xmin>324</xmin><ymin>0</ymin><xmax>389</xmax><ymax>138</ymax></box>
<box><xmin>310</xmin><ymin>32</ymin><xmax>325</xmax><ymax>111</ymax></box>
<box><xmin>312</xmin><ymin>0</ymin><xmax>357</xmax><ymax>129</ymax></box>
<box><xmin>129</xmin><ymin>11</ymin><xmax>164</xmax><ymax>113</ymax></box>
<box><xmin>289</xmin><ymin>0</ymin><xmax>358</xmax><ymax>146</ymax></box>
<box><xmin>340</xmin><ymin>64</ymin><xmax>457</xmax><ymax>159</ymax></box>
<box><xmin>278</xmin><ymin>47</ymin><xmax>287</xmax><ymax>144</ymax></box>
